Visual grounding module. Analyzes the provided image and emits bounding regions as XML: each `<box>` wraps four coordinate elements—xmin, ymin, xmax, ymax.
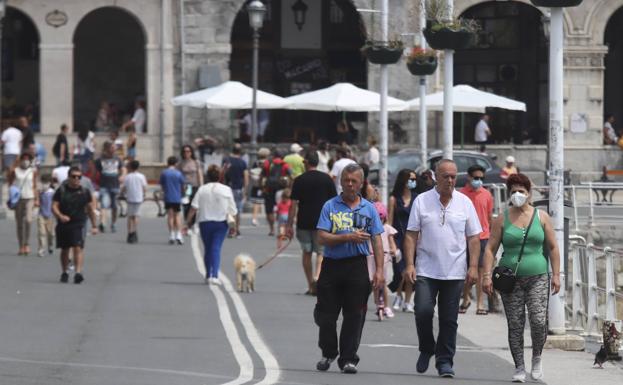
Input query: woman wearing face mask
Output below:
<box><xmin>8</xmin><ymin>153</ymin><xmax>39</xmax><ymax>255</ymax></box>
<box><xmin>482</xmin><ymin>173</ymin><xmax>561</xmax><ymax>383</ymax></box>
<box><xmin>387</xmin><ymin>169</ymin><xmax>418</xmax><ymax>312</ymax></box>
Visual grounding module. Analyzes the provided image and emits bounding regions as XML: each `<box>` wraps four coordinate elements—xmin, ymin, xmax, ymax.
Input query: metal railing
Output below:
<box><xmin>568</xmin><ymin>236</ymin><xmax>623</xmax><ymax>337</ymax></box>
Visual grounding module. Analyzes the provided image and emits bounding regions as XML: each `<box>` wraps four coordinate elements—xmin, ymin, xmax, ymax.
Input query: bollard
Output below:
<box><xmin>604</xmin><ymin>248</ymin><xmax>617</xmax><ymax>322</ymax></box>
<box><xmin>571</xmin><ymin>243</ymin><xmax>584</xmax><ymax>331</ymax></box>
<box><xmin>584</xmin><ymin>244</ymin><xmax>600</xmax><ymax>337</ymax></box>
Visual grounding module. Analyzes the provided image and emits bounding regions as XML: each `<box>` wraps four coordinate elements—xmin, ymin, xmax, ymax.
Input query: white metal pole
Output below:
<box><xmin>379</xmin><ymin>0</ymin><xmax>389</xmax><ymax>205</ymax></box>
<box><xmin>548</xmin><ymin>7</ymin><xmax>566</xmax><ymax>335</ymax></box>
<box><xmin>159</xmin><ymin>0</ymin><xmax>167</xmax><ymax>162</ymax></box>
<box><xmin>442</xmin><ymin>0</ymin><xmax>453</xmax><ymax>160</ymax></box>
<box><xmin>179</xmin><ymin>0</ymin><xmax>187</xmax><ymax>146</ymax></box>
<box><xmin>419</xmin><ymin>0</ymin><xmax>428</xmax><ymax>167</ymax></box>
<box><xmin>251</xmin><ymin>27</ymin><xmax>259</xmax><ymax>149</ymax></box>
<box><xmin>604</xmin><ymin>247</ymin><xmax>616</xmax><ymax>321</ymax></box>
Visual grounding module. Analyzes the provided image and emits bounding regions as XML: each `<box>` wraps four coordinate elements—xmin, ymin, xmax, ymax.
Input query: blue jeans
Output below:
<box><xmin>414</xmin><ymin>277</ymin><xmax>464</xmax><ymax>368</ymax></box>
<box><xmin>199</xmin><ymin>221</ymin><xmax>228</xmax><ymax>278</ymax></box>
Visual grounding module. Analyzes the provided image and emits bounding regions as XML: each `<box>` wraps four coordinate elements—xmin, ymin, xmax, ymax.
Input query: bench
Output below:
<box><xmin>592</xmin><ymin>167</ymin><xmax>622</xmax><ymax>203</ymax></box>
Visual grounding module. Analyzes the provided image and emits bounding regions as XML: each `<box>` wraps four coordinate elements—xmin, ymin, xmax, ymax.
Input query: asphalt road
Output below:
<box><xmin>0</xmin><ymin>217</ymin><xmax>619</xmax><ymax>385</ymax></box>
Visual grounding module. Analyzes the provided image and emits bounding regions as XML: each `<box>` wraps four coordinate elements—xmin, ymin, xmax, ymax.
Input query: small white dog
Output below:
<box><xmin>233</xmin><ymin>254</ymin><xmax>256</xmax><ymax>293</ymax></box>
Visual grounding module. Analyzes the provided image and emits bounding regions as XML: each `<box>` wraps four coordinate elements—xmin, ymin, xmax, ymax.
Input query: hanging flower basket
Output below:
<box><xmin>362</xmin><ymin>42</ymin><xmax>404</xmax><ymax>65</ymax></box>
<box><xmin>407</xmin><ymin>57</ymin><xmax>438</xmax><ymax>76</ymax></box>
<box><xmin>530</xmin><ymin>0</ymin><xmax>582</xmax><ymax>7</ymax></box>
<box><xmin>423</xmin><ymin>25</ymin><xmax>474</xmax><ymax>50</ymax></box>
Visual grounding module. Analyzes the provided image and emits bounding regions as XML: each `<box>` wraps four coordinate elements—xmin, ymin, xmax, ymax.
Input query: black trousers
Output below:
<box><xmin>314</xmin><ymin>255</ymin><xmax>371</xmax><ymax>369</ymax></box>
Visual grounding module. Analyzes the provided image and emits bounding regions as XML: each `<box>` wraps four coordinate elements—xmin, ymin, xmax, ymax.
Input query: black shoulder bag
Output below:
<box><xmin>492</xmin><ymin>208</ymin><xmax>537</xmax><ymax>294</ymax></box>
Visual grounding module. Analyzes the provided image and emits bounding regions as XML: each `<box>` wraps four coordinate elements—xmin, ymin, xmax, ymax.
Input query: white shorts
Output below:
<box><xmin>127</xmin><ymin>202</ymin><xmax>142</xmax><ymax>217</ymax></box>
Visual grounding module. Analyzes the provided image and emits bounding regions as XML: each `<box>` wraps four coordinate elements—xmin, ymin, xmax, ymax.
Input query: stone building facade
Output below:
<box><xmin>4</xmin><ymin>0</ymin><xmax>623</xmax><ymax>173</ymax></box>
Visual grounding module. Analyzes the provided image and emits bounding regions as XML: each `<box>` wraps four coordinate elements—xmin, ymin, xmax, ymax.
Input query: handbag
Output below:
<box><xmin>492</xmin><ymin>208</ymin><xmax>537</xmax><ymax>294</ymax></box>
<box><xmin>7</xmin><ymin>167</ymin><xmax>33</xmax><ymax>210</ymax></box>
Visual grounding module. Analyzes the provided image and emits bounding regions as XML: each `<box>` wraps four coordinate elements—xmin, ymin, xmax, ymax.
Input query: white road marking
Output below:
<box><xmin>221</xmin><ymin>274</ymin><xmax>282</xmax><ymax>385</ymax></box>
<box><xmin>0</xmin><ymin>356</ymin><xmax>233</xmax><ymax>380</ymax></box>
<box><xmin>190</xmin><ymin>231</ymin><xmax>254</xmax><ymax>385</ymax></box>
<box><xmin>362</xmin><ymin>343</ymin><xmax>515</xmax><ymax>352</ymax></box>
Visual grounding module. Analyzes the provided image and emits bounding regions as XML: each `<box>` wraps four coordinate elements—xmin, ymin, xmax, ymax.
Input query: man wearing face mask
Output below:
<box><xmin>459</xmin><ymin>165</ymin><xmax>494</xmax><ymax>315</ymax></box>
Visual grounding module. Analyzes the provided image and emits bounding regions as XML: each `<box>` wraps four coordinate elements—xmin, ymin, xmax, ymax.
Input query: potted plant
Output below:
<box><xmin>362</xmin><ymin>39</ymin><xmax>405</xmax><ymax>65</ymax></box>
<box><xmin>530</xmin><ymin>0</ymin><xmax>582</xmax><ymax>7</ymax></box>
<box><xmin>406</xmin><ymin>46</ymin><xmax>438</xmax><ymax>76</ymax></box>
<box><xmin>422</xmin><ymin>0</ymin><xmax>480</xmax><ymax>50</ymax></box>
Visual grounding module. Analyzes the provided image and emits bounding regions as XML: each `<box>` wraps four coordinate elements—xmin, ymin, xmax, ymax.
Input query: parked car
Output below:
<box><xmin>370</xmin><ymin>149</ymin><xmax>504</xmax><ymax>189</ymax></box>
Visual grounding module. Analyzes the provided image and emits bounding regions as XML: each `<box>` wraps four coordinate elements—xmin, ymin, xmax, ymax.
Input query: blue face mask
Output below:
<box><xmin>407</xmin><ymin>180</ymin><xmax>417</xmax><ymax>190</ymax></box>
<box><xmin>470</xmin><ymin>179</ymin><xmax>483</xmax><ymax>190</ymax></box>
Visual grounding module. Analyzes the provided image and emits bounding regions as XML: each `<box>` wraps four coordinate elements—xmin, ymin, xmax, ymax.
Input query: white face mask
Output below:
<box><xmin>510</xmin><ymin>191</ymin><xmax>528</xmax><ymax>207</ymax></box>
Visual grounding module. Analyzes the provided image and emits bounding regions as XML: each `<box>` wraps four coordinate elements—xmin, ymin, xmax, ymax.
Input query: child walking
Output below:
<box><xmin>275</xmin><ymin>188</ymin><xmax>292</xmax><ymax>249</ymax></box>
<box><xmin>367</xmin><ymin>201</ymin><xmax>398</xmax><ymax>320</ymax></box>
<box><xmin>121</xmin><ymin>160</ymin><xmax>147</xmax><ymax>243</ymax></box>
<box><xmin>37</xmin><ymin>174</ymin><xmax>55</xmax><ymax>257</ymax></box>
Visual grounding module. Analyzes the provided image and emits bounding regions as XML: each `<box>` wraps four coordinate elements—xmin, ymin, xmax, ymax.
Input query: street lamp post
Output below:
<box><xmin>419</xmin><ymin>0</ymin><xmax>428</xmax><ymax>167</ymax></box>
<box><xmin>379</xmin><ymin>0</ymin><xmax>389</xmax><ymax>205</ymax></box>
<box><xmin>247</xmin><ymin>0</ymin><xmax>266</xmax><ymax>158</ymax></box>
<box><xmin>442</xmin><ymin>0</ymin><xmax>454</xmax><ymax>160</ymax></box>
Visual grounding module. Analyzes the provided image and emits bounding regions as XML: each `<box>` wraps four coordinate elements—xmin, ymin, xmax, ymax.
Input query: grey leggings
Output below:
<box><xmin>500</xmin><ymin>274</ymin><xmax>550</xmax><ymax>369</ymax></box>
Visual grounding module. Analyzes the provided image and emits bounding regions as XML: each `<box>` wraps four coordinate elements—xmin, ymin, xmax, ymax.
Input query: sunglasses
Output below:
<box><xmin>69</xmin><ymin>174</ymin><xmax>82</xmax><ymax>180</ymax></box>
<box><xmin>408</xmin><ymin>178</ymin><xmax>417</xmax><ymax>181</ymax></box>
<box><xmin>472</xmin><ymin>176</ymin><xmax>484</xmax><ymax>181</ymax></box>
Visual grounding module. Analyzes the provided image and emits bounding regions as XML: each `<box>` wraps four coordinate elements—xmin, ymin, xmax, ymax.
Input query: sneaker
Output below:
<box><xmin>176</xmin><ymin>238</ymin><xmax>184</xmax><ymax>245</ymax></box>
<box><xmin>48</xmin><ymin>248</ymin><xmax>54</xmax><ymax>255</ymax></box>
<box><xmin>38</xmin><ymin>249</ymin><xmax>46</xmax><ymax>258</ymax></box>
<box><xmin>416</xmin><ymin>352</ymin><xmax>433</xmax><ymax>373</ymax></box>
<box><xmin>98</xmin><ymin>223</ymin><xmax>105</xmax><ymax>233</ymax></box>
<box><xmin>60</xmin><ymin>272</ymin><xmax>69</xmax><ymax>283</ymax></box>
<box><xmin>438</xmin><ymin>363</ymin><xmax>455</xmax><ymax>378</ymax></box>
<box><xmin>392</xmin><ymin>295</ymin><xmax>403</xmax><ymax>311</ymax></box>
<box><xmin>252</xmin><ymin>218</ymin><xmax>259</xmax><ymax>226</ymax></box>
<box><xmin>531</xmin><ymin>356</ymin><xmax>543</xmax><ymax>380</ymax></box>
<box><xmin>68</xmin><ymin>261</ymin><xmax>75</xmax><ymax>272</ymax></box>
<box><xmin>169</xmin><ymin>239</ymin><xmax>175</xmax><ymax>245</ymax></box>
<box><xmin>209</xmin><ymin>278</ymin><xmax>222</xmax><ymax>285</ymax></box>
<box><xmin>341</xmin><ymin>362</ymin><xmax>357</xmax><ymax>374</ymax></box>
<box><xmin>404</xmin><ymin>303</ymin><xmax>415</xmax><ymax>313</ymax></box>
<box><xmin>74</xmin><ymin>273</ymin><xmax>84</xmax><ymax>284</ymax></box>
<box><xmin>512</xmin><ymin>367</ymin><xmax>526</xmax><ymax>383</ymax></box>
<box><xmin>384</xmin><ymin>307</ymin><xmax>395</xmax><ymax>318</ymax></box>
<box><xmin>316</xmin><ymin>357</ymin><xmax>334</xmax><ymax>371</ymax></box>
<box><xmin>133</xmin><ymin>233</ymin><xmax>138</xmax><ymax>243</ymax></box>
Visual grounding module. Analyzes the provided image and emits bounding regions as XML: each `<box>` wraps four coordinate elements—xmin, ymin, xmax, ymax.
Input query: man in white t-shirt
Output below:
<box><xmin>121</xmin><ymin>160</ymin><xmax>147</xmax><ymax>244</ymax></box>
<box><xmin>364</xmin><ymin>136</ymin><xmax>380</xmax><ymax>168</ymax></box>
<box><xmin>121</xmin><ymin>100</ymin><xmax>146</xmax><ymax>133</ymax></box>
<box><xmin>52</xmin><ymin>161</ymin><xmax>71</xmax><ymax>185</ymax></box>
<box><xmin>1</xmin><ymin>126</ymin><xmax>23</xmax><ymax>170</ymax></box>
<box><xmin>474</xmin><ymin>114</ymin><xmax>491</xmax><ymax>153</ymax></box>
<box><xmin>402</xmin><ymin>159</ymin><xmax>482</xmax><ymax>378</ymax></box>
<box><xmin>330</xmin><ymin>147</ymin><xmax>356</xmax><ymax>194</ymax></box>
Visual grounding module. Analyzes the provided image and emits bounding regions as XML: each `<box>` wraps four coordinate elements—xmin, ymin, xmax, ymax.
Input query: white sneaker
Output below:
<box><xmin>531</xmin><ymin>356</ymin><xmax>543</xmax><ymax>380</ymax></box>
<box><xmin>252</xmin><ymin>219</ymin><xmax>259</xmax><ymax>226</ymax></box>
<box><xmin>512</xmin><ymin>368</ymin><xmax>526</xmax><ymax>383</ymax></box>
<box><xmin>392</xmin><ymin>295</ymin><xmax>403</xmax><ymax>311</ymax></box>
<box><xmin>38</xmin><ymin>249</ymin><xmax>46</xmax><ymax>258</ymax></box>
<box><xmin>384</xmin><ymin>307</ymin><xmax>395</xmax><ymax>318</ymax></box>
<box><xmin>404</xmin><ymin>303</ymin><xmax>415</xmax><ymax>313</ymax></box>
<box><xmin>209</xmin><ymin>278</ymin><xmax>222</xmax><ymax>285</ymax></box>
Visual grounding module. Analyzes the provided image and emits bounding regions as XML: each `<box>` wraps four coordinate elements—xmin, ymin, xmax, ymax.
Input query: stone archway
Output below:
<box><xmin>73</xmin><ymin>7</ymin><xmax>147</xmax><ymax>134</ymax></box>
<box><xmin>1</xmin><ymin>7</ymin><xmax>40</xmax><ymax>130</ymax></box>
<box><xmin>456</xmin><ymin>0</ymin><xmax>549</xmax><ymax>145</ymax></box>
<box><xmin>604</xmin><ymin>6</ymin><xmax>623</xmax><ymax>132</ymax></box>
<box><xmin>228</xmin><ymin>0</ymin><xmax>368</xmax><ymax>143</ymax></box>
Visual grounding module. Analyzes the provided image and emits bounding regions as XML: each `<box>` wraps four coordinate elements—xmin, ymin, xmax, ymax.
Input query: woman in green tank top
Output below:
<box><xmin>481</xmin><ymin>173</ymin><xmax>561</xmax><ymax>383</ymax></box>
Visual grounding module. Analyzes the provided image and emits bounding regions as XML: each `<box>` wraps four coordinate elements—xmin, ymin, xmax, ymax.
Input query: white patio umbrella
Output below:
<box><xmin>171</xmin><ymin>80</ymin><xmax>289</xmax><ymax>109</ymax></box>
<box><xmin>284</xmin><ymin>82</ymin><xmax>408</xmax><ymax>112</ymax></box>
<box><xmin>406</xmin><ymin>84</ymin><xmax>527</xmax><ymax>112</ymax></box>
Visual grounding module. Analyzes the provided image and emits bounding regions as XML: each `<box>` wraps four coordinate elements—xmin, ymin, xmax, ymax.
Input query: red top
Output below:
<box><xmin>262</xmin><ymin>158</ymin><xmax>291</xmax><ymax>176</ymax></box>
<box><xmin>276</xmin><ymin>199</ymin><xmax>292</xmax><ymax>216</ymax></box>
<box><xmin>459</xmin><ymin>185</ymin><xmax>493</xmax><ymax>240</ymax></box>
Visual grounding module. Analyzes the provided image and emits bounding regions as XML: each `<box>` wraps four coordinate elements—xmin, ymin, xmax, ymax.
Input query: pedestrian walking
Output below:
<box><xmin>261</xmin><ymin>150</ymin><xmax>292</xmax><ymax>236</ymax></box>
<box><xmin>8</xmin><ymin>153</ymin><xmax>38</xmax><ymax>255</ymax></box>
<box><xmin>402</xmin><ymin>159</ymin><xmax>481</xmax><ymax>378</ymax></box>
<box><xmin>315</xmin><ymin>163</ymin><xmax>384</xmax><ymax>374</ymax></box>
<box><xmin>160</xmin><ymin>156</ymin><xmax>185</xmax><ymax>245</ymax></box>
<box><xmin>387</xmin><ymin>169</ymin><xmax>417</xmax><ymax>312</ymax></box>
<box><xmin>1</xmin><ymin>123</ymin><xmax>22</xmax><ymax>171</ymax></box>
<box><xmin>178</xmin><ymin>145</ymin><xmax>204</xmax><ymax>227</ymax></box>
<box><xmin>52</xmin><ymin>124</ymin><xmax>70</xmax><ymax>166</ymax></box>
<box><xmin>474</xmin><ymin>114</ymin><xmax>492</xmax><ymax>153</ymax></box>
<box><xmin>249</xmin><ymin>147</ymin><xmax>270</xmax><ymax>227</ymax></box>
<box><xmin>37</xmin><ymin>174</ymin><xmax>56</xmax><ymax>257</ymax></box>
<box><xmin>222</xmin><ymin>143</ymin><xmax>248</xmax><ymax>238</ymax></box>
<box><xmin>275</xmin><ymin>188</ymin><xmax>292</xmax><ymax>249</ymax></box>
<box><xmin>367</xmin><ymin>201</ymin><xmax>397</xmax><ymax>320</ymax></box>
<box><xmin>316</xmin><ymin>140</ymin><xmax>332</xmax><ymax>174</ymax></box>
<box><xmin>121</xmin><ymin>160</ymin><xmax>147</xmax><ymax>243</ymax></box>
<box><xmin>459</xmin><ymin>165</ymin><xmax>494</xmax><ymax>315</ymax></box>
<box><xmin>183</xmin><ymin>164</ymin><xmax>237</xmax><ymax>284</ymax></box>
<box><xmin>74</xmin><ymin>127</ymin><xmax>96</xmax><ymax>172</ymax></box>
<box><xmin>283</xmin><ymin>143</ymin><xmax>305</xmax><ymax>178</ymax></box>
<box><xmin>52</xmin><ymin>166</ymin><xmax>98</xmax><ymax>284</ymax></box>
<box><xmin>363</xmin><ymin>136</ymin><xmax>380</xmax><ymax>168</ymax></box>
<box><xmin>95</xmin><ymin>141</ymin><xmax>125</xmax><ymax>233</ymax></box>
<box><xmin>329</xmin><ymin>147</ymin><xmax>356</xmax><ymax>194</ymax></box>
<box><xmin>482</xmin><ymin>173</ymin><xmax>561</xmax><ymax>383</ymax></box>
<box><xmin>286</xmin><ymin>151</ymin><xmax>337</xmax><ymax>295</ymax></box>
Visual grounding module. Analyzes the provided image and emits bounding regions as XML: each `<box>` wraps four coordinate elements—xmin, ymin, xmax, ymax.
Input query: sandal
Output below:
<box><xmin>476</xmin><ymin>309</ymin><xmax>488</xmax><ymax>315</ymax></box>
<box><xmin>458</xmin><ymin>301</ymin><xmax>471</xmax><ymax>314</ymax></box>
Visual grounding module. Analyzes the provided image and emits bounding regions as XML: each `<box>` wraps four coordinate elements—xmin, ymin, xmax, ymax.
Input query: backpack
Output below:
<box><xmin>266</xmin><ymin>162</ymin><xmax>288</xmax><ymax>191</ymax></box>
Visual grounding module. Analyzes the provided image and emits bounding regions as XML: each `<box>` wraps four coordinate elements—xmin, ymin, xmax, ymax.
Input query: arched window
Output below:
<box><xmin>604</xmin><ymin>7</ymin><xmax>623</xmax><ymax>138</ymax></box>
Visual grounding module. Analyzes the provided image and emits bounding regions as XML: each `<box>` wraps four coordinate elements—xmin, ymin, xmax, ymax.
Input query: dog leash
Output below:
<box><xmin>257</xmin><ymin>236</ymin><xmax>292</xmax><ymax>270</ymax></box>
